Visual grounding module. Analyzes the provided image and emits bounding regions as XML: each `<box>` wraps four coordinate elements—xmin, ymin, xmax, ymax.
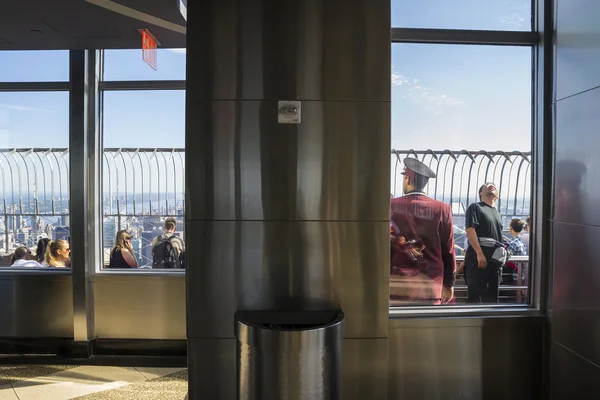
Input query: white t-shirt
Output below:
<box><xmin>12</xmin><ymin>259</ymin><xmax>44</xmax><ymax>268</ymax></box>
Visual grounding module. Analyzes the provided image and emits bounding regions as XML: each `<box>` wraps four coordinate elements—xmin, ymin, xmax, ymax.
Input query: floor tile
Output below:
<box><xmin>0</xmin><ymin>385</ymin><xmax>18</xmax><ymax>400</ymax></box>
<box><xmin>74</xmin><ymin>369</ymin><xmax>188</xmax><ymax>400</ymax></box>
<box><xmin>0</xmin><ymin>365</ymin><xmax>77</xmax><ymax>384</ymax></box>
<box><xmin>13</xmin><ymin>379</ymin><xmax>128</xmax><ymax>400</ymax></box>
<box><xmin>135</xmin><ymin>367</ymin><xmax>187</xmax><ymax>380</ymax></box>
<box><xmin>12</xmin><ymin>366</ymin><xmax>147</xmax><ymax>400</ymax></box>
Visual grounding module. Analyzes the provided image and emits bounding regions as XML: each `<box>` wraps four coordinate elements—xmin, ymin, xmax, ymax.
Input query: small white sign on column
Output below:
<box><xmin>278</xmin><ymin>101</ymin><xmax>301</xmax><ymax>124</ymax></box>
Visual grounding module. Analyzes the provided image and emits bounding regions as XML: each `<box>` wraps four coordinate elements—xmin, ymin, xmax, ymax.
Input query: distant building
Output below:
<box><xmin>54</xmin><ymin>226</ymin><xmax>70</xmax><ymax>241</ymax></box>
<box><xmin>103</xmin><ymin>218</ymin><xmax>117</xmax><ymax>248</ymax></box>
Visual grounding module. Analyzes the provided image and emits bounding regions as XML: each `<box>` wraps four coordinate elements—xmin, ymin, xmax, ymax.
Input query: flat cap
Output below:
<box><xmin>403</xmin><ymin>157</ymin><xmax>437</xmax><ymax>179</ymax></box>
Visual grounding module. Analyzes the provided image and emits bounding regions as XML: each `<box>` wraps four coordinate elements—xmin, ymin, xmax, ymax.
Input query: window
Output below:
<box><xmin>0</xmin><ymin>52</ymin><xmax>70</xmax><ymax>268</ymax></box>
<box><xmin>103</xmin><ymin>49</ymin><xmax>186</xmax><ymax>81</ymax></box>
<box><xmin>100</xmin><ymin>51</ymin><xmax>185</xmax><ymax>271</ymax></box>
<box><xmin>0</xmin><ymin>51</ymin><xmax>69</xmax><ymax>82</ymax></box>
<box><xmin>390</xmin><ymin>36</ymin><xmax>534</xmax><ymax>306</ymax></box>
<box><xmin>392</xmin><ymin>0</ymin><xmax>532</xmax><ymax>31</ymax></box>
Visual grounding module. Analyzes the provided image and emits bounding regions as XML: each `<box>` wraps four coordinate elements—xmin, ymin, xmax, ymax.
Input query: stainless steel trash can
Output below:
<box><xmin>235</xmin><ymin>310</ymin><xmax>344</xmax><ymax>400</ymax></box>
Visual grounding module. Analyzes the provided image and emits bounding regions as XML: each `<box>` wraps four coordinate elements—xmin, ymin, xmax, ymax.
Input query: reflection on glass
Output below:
<box><xmin>0</xmin><ymin>51</ymin><xmax>69</xmax><ymax>82</ymax></box>
<box><xmin>390</xmin><ymin>44</ymin><xmax>532</xmax><ymax>306</ymax></box>
<box><xmin>102</xmin><ymin>90</ymin><xmax>185</xmax><ymax>270</ymax></box>
<box><xmin>0</xmin><ymin>92</ymin><xmax>70</xmax><ymax>268</ymax></box>
<box><xmin>103</xmin><ymin>49</ymin><xmax>186</xmax><ymax>81</ymax></box>
<box><xmin>392</xmin><ymin>0</ymin><xmax>531</xmax><ymax>31</ymax></box>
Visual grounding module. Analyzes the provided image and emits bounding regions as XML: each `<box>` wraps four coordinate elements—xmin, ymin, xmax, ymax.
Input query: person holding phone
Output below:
<box><xmin>108</xmin><ymin>230</ymin><xmax>139</xmax><ymax>269</ymax></box>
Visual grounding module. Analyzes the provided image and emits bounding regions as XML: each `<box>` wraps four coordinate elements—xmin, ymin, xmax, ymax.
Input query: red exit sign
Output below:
<box><xmin>141</xmin><ymin>29</ymin><xmax>158</xmax><ymax>70</ymax></box>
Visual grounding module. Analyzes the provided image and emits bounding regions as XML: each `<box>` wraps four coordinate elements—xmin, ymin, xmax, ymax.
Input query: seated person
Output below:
<box><xmin>45</xmin><ymin>240</ymin><xmax>70</xmax><ymax>268</ymax></box>
<box><xmin>508</xmin><ymin>218</ymin><xmax>527</xmax><ymax>256</ymax></box>
<box><xmin>10</xmin><ymin>246</ymin><xmax>43</xmax><ymax>268</ymax></box>
<box><xmin>36</xmin><ymin>238</ymin><xmax>50</xmax><ymax>266</ymax></box>
<box><xmin>108</xmin><ymin>230</ymin><xmax>138</xmax><ymax>269</ymax></box>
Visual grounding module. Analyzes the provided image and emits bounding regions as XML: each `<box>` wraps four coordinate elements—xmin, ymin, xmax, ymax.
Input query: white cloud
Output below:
<box><xmin>166</xmin><ymin>48</ymin><xmax>186</xmax><ymax>54</ymax></box>
<box><xmin>391</xmin><ymin>70</ymin><xmax>464</xmax><ymax>113</ymax></box>
<box><xmin>0</xmin><ymin>104</ymin><xmax>53</xmax><ymax>113</ymax></box>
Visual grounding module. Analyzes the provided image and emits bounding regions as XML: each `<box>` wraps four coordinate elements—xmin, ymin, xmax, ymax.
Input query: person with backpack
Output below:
<box><xmin>152</xmin><ymin>217</ymin><xmax>185</xmax><ymax>269</ymax></box>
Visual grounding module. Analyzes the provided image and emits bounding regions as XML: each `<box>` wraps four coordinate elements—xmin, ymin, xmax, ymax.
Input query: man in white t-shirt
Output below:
<box><xmin>11</xmin><ymin>246</ymin><xmax>43</xmax><ymax>268</ymax></box>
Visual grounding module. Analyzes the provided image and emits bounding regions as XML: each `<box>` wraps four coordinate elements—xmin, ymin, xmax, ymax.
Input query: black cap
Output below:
<box><xmin>403</xmin><ymin>157</ymin><xmax>437</xmax><ymax>179</ymax></box>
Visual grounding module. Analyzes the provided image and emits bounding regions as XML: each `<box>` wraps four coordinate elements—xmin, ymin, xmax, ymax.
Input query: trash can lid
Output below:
<box><xmin>235</xmin><ymin>310</ymin><xmax>343</xmax><ymax>329</ymax></box>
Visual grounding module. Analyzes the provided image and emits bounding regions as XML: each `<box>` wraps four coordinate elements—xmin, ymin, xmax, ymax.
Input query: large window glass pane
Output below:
<box><xmin>103</xmin><ymin>49</ymin><xmax>186</xmax><ymax>81</ymax></box>
<box><xmin>0</xmin><ymin>51</ymin><xmax>69</xmax><ymax>82</ymax></box>
<box><xmin>390</xmin><ymin>44</ymin><xmax>532</xmax><ymax>306</ymax></box>
<box><xmin>0</xmin><ymin>92</ymin><xmax>70</xmax><ymax>267</ymax></box>
<box><xmin>102</xmin><ymin>90</ymin><xmax>185</xmax><ymax>270</ymax></box>
<box><xmin>392</xmin><ymin>0</ymin><xmax>532</xmax><ymax>31</ymax></box>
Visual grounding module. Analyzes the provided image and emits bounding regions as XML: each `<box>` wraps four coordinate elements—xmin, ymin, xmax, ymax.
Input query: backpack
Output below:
<box><xmin>153</xmin><ymin>235</ymin><xmax>180</xmax><ymax>269</ymax></box>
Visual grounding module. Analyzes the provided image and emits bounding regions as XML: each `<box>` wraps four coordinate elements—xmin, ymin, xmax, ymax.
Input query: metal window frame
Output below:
<box><xmin>95</xmin><ymin>49</ymin><xmax>186</xmax><ymax>275</ymax></box>
<box><xmin>99</xmin><ymin>80</ymin><xmax>185</xmax><ymax>91</ymax></box>
<box><xmin>392</xmin><ymin>28</ymin><xmax>539</xmax><ymax>46</ymax></box>
<box><xmin>389</xmin><ymin>21</ymin><xmax>543</xmax><ymax>314</ymax></box>
<box><xmin>0</xmin><ymin>82</ymin><xmax>70</xmax><ymax>92</ymax></box>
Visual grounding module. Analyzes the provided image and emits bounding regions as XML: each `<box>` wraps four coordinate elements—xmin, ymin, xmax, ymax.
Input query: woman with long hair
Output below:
<box><xmin>108</xmin><ymin>230</ymin><xmax>138</xmax><ymax>268</ymax></box>
<box><xmin>36</xmin><ymin>238</ymin><xmax>50</xmax><ymax>266</ymax></box>
<box><xmin>45</xmin><ymin>239</ymin><xmax>70</xmax><ymax>268</ymax></box>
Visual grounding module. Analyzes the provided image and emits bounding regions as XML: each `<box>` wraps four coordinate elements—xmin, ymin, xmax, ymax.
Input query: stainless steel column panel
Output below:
<box><xmin>388</xmin><ymin>317</ymin><xmax>543</xmax><ymax>400</ymax></box>
<box><xmin>70</xmin><ymin>50</ymin><xmax>98</xmax><ymax>343</ymax></box>
<box><xmin>185</xmin><ymin>100</ymin><xmax>390</xmax><ymax>221</ymax></box>
<box><xmin>186</xmin><ymin>220</ymin><xmax>388</xmax><ymax>339</ymax></box>
<box><xmin>0</xmin><ymin>273</ymin><xmax>73</xmax><ymax>337</ymax></box>
<box><xmin>186</xmin><ymin>0</ymin><xmax>390</xmax><ymax>398</ymax></box>
<box><xmin>342</xmin><ymin>339</ymin><xmax>388</xmax><ymax>399</ymax></box>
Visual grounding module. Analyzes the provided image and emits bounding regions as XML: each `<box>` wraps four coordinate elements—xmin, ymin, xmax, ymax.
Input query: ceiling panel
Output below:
<box><xmin>0</xmin><ymin>0</ymin><xmax>186</xmax><ymax>50</ymax></box>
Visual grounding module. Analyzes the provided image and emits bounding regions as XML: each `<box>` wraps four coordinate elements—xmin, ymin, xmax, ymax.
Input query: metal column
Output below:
<box><xmin>69</xmin><ymin>50</ymin><xmax>100</xmax><ymax>351</ymax></box>
<box><xmin>185</xmin><ymin>0</ymin><xmax>391</xmax><ymax>398</ymax></box>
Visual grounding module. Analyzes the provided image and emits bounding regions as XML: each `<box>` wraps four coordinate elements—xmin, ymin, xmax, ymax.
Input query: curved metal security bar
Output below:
<box><xmin>392</xmin><ymin>149</ymin><xmax>532</xmax><ymax>217</ymax></box>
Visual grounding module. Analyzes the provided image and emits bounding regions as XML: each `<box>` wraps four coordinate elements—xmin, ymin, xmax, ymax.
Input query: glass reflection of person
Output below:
<box><xmin>464</xmin><ymin>183</ymin><xmax>504</xmax><ymax>303</ymax></box>
<box><xmin>390</xmin><ymin>158</ymin><xmax>456</xmax><ymax>305</ymax></box>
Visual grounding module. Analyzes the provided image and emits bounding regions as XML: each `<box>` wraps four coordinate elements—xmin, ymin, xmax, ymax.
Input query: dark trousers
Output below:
<box><xmin>465</xmin><ymin>261</ymin><xmax>500</xmax><ymax>303</ymax></box>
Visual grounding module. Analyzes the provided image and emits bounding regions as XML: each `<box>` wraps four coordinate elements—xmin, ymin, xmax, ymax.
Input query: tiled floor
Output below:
<box><xmin>0</xmin><ymin>364</ymin><xmax>187</xmax><ymax>399</ymax></box>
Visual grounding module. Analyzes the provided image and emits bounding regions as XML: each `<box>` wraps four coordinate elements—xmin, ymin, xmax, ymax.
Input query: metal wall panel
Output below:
<box><xmin>185</xmin><ymin>220</ymin><xmax>389</xmax><ymax>339</ymax></box>
<box><xmin>550</xmin><ymin>0</ymin><xmax>600</xmax><ymax>388</ymax></box>
<box><xmin>552</xmin><ymin>222</ymin><xmax>600</xmax><ymax>367</ymax></box>
<box><xmin>554</xmin><ymin>87</ymin><xmax>600</xmax><ymax>226</ymax></box>
<box><xmin>188</xmin><ymin>0</ymin><xmax>390</xmax><ymax>102</ymax></box>
<box><xmin>388</xmin><ymin>317</ymin><xmax>544</xmax><ymax>400</ymax></box>
<box><xmin>93</xmin><ymin>275</ymin><xmax>186</xmax><ymax>339</ymax></box>
<box><xmin>185</xmin><ymin>100</ymin><xmax>390</xmax><ymax>222</ymax></box>
<box><xmin>555</xmin><ymin>0</ymin><xmax>600</xmax><ymax>100</ymax></box>
<box><xmin>549</xmin><ymin>341</ymin><xmax>600</xmax><ymax>400</ymax></box>
<box><xmin>187</xmin><ymin>337</ymin><xmax>388</xmax><ymax>400</ymax></box>
<box><xmin>0</xmin><ymin>274</ymin><xmax>73</xmax><ymax>337</ymax></box>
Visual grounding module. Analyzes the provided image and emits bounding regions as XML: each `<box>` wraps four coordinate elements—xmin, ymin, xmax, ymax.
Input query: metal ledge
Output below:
<box><xmin>389</xmin><ymin>304</ymin><xmax>540</xmax><ymax>319</ymax></box>
<box><xmin>99</xmin><ymin>80</ymin><xmax>185</xmax><ymax>91</ymax></box>
<box><xmin>392</xmin><ymin>28</ymin><xmax>539</xmax><ymax>45</ymax></box>
<box><xmin>0</xmin><ymin>82</ymin><xmax>70</xmax><ymax>92</ymax></box>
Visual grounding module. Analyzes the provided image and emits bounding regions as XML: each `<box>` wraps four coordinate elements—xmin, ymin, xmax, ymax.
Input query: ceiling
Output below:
<box><xmin>0</xmin><ymin>0</ymin><xmax>186</xmax><ymax>50</ymax></box>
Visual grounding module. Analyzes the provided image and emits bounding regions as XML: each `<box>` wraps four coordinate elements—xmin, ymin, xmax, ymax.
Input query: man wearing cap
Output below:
<box><xmin>390</xmin><ymin>158</ymin><xmax>456</xmax><ymax>305</ymax></box>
